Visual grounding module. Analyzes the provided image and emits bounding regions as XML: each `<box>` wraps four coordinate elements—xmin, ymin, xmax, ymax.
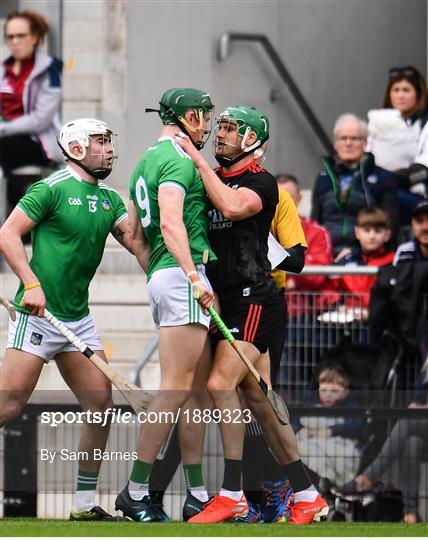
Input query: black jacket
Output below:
<box><xmin>311</xmin><ymin>153</ymin><xmax>399</xmax><ymax>254</ymax></box>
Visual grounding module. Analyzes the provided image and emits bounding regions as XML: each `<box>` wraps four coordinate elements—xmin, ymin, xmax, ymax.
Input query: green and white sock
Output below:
<box><xmin>128</xmin><ymin>459</ymin><xmax>152</xmax><ymax>500</ymax></box>
<box><xmin>74</xmin><ymin>470</ymin><xmax>98</xmax><ymax>512</ymax></box>
<box><xmin>183</xmin><ymin>464</ymin><xmax>209</xmax><ymax>502</ymax></box>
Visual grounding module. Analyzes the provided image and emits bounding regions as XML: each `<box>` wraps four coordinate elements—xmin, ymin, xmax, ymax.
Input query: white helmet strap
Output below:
<box><xmin>240</xmin><ymin>126</ymin><xmax>261</xmax><ymax>153</ymax></box>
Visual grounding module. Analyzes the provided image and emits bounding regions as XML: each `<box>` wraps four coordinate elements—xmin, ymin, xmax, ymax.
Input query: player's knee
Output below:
<box><xmin>0</xmin><ymin>399</ymin><xmax>25</xmax><ymax>427</ymax></box>
<box><xmin>84</xmin><ymin>389</ymin><xmax>113</xmax><ymax>415</ymax></box>
<box><xmin>207</xmin><ymin>372</ymin><xmax>234</xmax><ymax>394</ymax></box>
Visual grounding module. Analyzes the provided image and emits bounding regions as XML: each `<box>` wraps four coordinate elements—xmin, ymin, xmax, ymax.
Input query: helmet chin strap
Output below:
<box><xmin>147</xmin><ymin>107</ymin><xmax>208</xmax><ymax>150</ymax></box>
<box><xmin>67</xmin><ymin>154</ymin><xmax>112</xmax><ymax>180</ymax></box>
<box><xmin>215</xmin><ymin>134</ymin><xmax>269</xmax><ymax>167</ymax></box>
<box><xmin>176</xmin><ymin>115</ymin><xmax>208</xmax><ymax>150</ymax></box>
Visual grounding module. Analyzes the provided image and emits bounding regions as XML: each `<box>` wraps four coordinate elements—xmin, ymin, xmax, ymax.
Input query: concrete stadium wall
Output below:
<box><xmin>8</xmin><ymin>0</ymin><xmax>428</xmax><ymax>190</ymax></box>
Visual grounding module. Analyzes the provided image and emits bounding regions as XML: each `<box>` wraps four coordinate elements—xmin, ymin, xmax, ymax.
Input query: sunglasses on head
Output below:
<box><xmin>388</xmin><ymin>66</ymin><xmax>418</xmax><ymax>79</ymax></box>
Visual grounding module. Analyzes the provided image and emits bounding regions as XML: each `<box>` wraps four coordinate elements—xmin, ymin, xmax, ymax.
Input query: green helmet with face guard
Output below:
<box><xmin>146</xmin><ymin>88</ymin><xmax>214</xmax><ymax>149</ymax></box>
<box><xmin>214</xmin><ymin>106</ymin><xmax>270</xmax><ymax>166</ymax></box>
<box><xmin>158</xmin><ymin>88</ymin><xmax>213</xmax><ymax>125</ymax></box>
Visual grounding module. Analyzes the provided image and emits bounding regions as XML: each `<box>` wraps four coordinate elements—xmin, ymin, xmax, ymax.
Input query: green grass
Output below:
<box><xmin>1</xmin><ymin>519</ymin><xmax>428</xmax><ymax>537</ymax></box>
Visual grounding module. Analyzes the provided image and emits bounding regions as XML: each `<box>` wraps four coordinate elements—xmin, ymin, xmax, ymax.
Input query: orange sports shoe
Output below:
<box><xmin>188</xmin><ymin>493</ymin><xmax>249</xmax><ymax>523</ymax></box>
<box><xmin>288</xmin><ymin>493</ymin><xmax>329</xmax><ymax>524</ymax></box>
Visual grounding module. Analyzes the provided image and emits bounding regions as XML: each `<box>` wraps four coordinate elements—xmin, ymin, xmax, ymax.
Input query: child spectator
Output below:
<box><xmin>294</xmin><ymin>365</ymin><xmax>364</xmax><ymax>485</ymax></box>
<box><xmin>320</xmin><ymin>207</ymin><xmax>395</xmax><ymax>320</ymax></box>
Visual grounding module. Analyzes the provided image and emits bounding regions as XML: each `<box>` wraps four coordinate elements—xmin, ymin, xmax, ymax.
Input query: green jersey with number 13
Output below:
<box><xmin>129</xmin><ymin>137</ymin><xmax>216</xmax><ymax>280</ymax></box>
<box><xmin>14</xmin><ymin>166</ymin><xmax>127</xmax><ymax>321</ymax></box>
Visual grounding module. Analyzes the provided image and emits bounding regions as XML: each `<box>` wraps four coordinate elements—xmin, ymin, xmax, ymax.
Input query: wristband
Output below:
<box><xmin>24</xmin><ymin>281</ymin><xmax>41</xmax><ymax>291</ymax></box>
<box><xmin>190</xmin><ymin>280</ymin><xmax>204</xmax><ymax>300</ymax></box>
<box><xmin>186</xmin><ymin>270</ymin><xmax>200</xmax><ymax>284</ymax></box>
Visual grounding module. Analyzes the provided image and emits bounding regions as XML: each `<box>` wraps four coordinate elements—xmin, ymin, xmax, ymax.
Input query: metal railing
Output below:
<box><xmin>217</xmin><ymin>32</ymin><xmax>334</xmax><ymax>155</ymax></box>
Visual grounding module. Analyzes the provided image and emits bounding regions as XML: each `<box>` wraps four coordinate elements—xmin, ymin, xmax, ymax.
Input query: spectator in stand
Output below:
<box><xmin>0</xmin><ymin>10</ymin><xmax>63</xmax><ymax>213</ymax></box>
<box><xmin>341</xmin><ymin>357</ymin><xmax>428</xmax><ymax>523</ymax></box>
<box><xmin>311</xmin><ymin>114</ymin><xmax>399</xmax><ymax>260</ymax></box>
<box><xmin>276</xmin><ymin>173</ymin><xmax>333</xmax><ymax>315</ymax></box>
<box><xmin>367</xmin><ymin>66</ymin><xmax>428</xmax><ymax>224</ymax></box>
<box><xmin>321</xmin><ymin>207</ymin><xmax>394</xmax><ymax>321</ymax></box>
<box><xmin>294</xmin><ymin>365</ymin><xmax>364</xmax><ymax>486</ymax></box>
<box><xmin>393</xmin><ymin>199</ymin><xmax>428</xmax><ymax>264</ymax></box>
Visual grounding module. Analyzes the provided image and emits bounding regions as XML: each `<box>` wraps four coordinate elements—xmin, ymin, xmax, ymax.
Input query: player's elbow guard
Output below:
<box><xmin>276</xmin><ymin>244</ymin><xmax>305</xmax><ymax>273</ymax></box>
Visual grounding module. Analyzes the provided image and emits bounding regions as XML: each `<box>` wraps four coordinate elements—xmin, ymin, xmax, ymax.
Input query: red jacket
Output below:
<box><xmin>321</xmin><ymin>247</ymin><xmax>395</xmax><ymax>309</ymax></box>
<box><xmin>287</xmin><ymin>218</ymin><xmax>333</xmax><ymax>315</ymax></box>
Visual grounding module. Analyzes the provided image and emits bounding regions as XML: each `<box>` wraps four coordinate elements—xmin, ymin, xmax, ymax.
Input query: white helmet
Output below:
<box><xmin>58</xmin><ymin>118</ymin><xmax>114</xmax><ymax>159</ymax></box>
<box><xmin>57</xmin><ymin>118</ymin><xmax>118</xmax><ymax>179</ymax></box>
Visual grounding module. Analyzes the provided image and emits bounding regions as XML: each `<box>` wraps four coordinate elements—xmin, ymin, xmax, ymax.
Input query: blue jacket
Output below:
<box><xmin>311</xmin><ymin>153</ymin><xmax>399</xmax><ymax>255</ymax></box>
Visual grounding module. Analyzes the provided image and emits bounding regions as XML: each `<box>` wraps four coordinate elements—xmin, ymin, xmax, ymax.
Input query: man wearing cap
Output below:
<box><xmin>394</xmin><ymin>199</ymin><xmax>428</xmax><ymax>264</ymax></box>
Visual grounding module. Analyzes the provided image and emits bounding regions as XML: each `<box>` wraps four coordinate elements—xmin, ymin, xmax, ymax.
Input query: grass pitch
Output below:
<box><xmin>1</xmin><ymin>519</ymin><xmax>428</xmax><ymax>537</ymax></box>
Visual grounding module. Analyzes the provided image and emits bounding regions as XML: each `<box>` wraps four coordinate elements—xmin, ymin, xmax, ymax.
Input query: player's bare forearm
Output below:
<box><xmin>127</xmin><ymin>202</ymin><xmax>151</xmax><ymax>273</ymax></box>
<box><xmin>1</xmin><ymin>215</ymin><xmax>46</xmax><ymax>316</ymax></box>
<box><xmin>174</xmin><ymin>133</ymin><xmax>261</xmax><ymax>220</ymax></box>
<box><xmin>196</xmin><ymin>161</ymin><xmax>261</xmax><ymax>220</ymax></box>
<box><xmin>161</xmin><ymin>217</ymin><xmax>197</xmax><ymax>274</ymax></box>
<box><xmin>0</xmin><ymin>212</ymin><xmax>39</xmax><ymax>287</ymax></box>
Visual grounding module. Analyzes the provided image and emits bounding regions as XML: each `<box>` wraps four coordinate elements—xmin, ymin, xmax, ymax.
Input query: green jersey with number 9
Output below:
<box><xmin>129</xmin><ymin>137</ymin><xmax>216</xmax><ymax>280</ymax></box>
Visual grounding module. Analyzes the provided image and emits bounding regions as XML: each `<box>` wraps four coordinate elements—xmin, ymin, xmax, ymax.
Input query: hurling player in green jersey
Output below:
<box><xmin>0</xmin><ymin>118</ymin><xmax>148</xmax><ymax>521</ymax></box>
<box><xmin>115</xmin><ymin>89</ymin><xmax>215</xmax><ymax>522</ymax></box>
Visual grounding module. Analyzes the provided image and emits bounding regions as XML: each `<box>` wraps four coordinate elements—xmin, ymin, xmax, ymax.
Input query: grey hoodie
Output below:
<box><xmin>1</xmin><ymin>49</ymin><xmax>63</xmax><ymax>162</ymax></box>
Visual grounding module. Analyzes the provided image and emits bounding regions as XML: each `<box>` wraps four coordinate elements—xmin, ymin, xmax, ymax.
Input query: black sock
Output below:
<box><xmin>222</xmin><ymin>458</ymin><xmax>242</xmax><ymax>492</ymax></box>
<box><xmin>282</xmin><ymin>459</ymin><xmax>312</xmax><ymax>492</ymax></box>
<box><xmin>243</xmin><ymin>422</ymin><xmax>283</xmax><ymax>505</ymax></box>
<box><xmin>149</xmin><ymin>424</ymin><xmax>181</xmax><ymax>503</ymax></box>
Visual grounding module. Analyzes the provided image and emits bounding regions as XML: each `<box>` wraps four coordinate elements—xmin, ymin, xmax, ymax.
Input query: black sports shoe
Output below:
<box><xmin>69</xmin><ymin>505</ymin><xmax>128</xmax><ymax>521</ymax></box>
<box><xmin>182</xmin><ymin>490</ymin><xmax>211</xmax><ymax>522</ymax></box>
<box><xmin>115</xmin><ymin>485</ymin><xmax>162</xmax><ymax>522</ymax></box>
<box><xmin>149</xmin><ymin>492</ymin><xmax>171</xmax><ymax>522</ymax></box>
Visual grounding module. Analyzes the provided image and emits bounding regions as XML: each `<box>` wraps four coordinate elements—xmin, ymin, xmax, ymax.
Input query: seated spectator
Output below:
<box><xmin>393</xmin><ymin>199</ymin><xmax>428</xmax><ymax>264</ymax></box>
<box><xmin>276</xmin><ymin>173</ymin><xmax>333</xmax><ymax>316</ymax></box>
<box><xmin>321</xmin><ymin>207</ymin><xmax>394</xmax><ymax>321</ymax></box>
<box><xmin>367</xmin><ymin>66</ymin><xmax>428</xmax><ymax>224</ymax></box>
<box><xmin>341</xmin><ymin>356</ymin><xmax>428</xmax><ymax>523</ymax></box>
<box><xmin>294</xmin><ymin>365</ymin><xmax>364</xmax><ymax>485</ymax></box>
<box><xmin>311</xmin><ymin>114</ymin><xmax>399</xmax><ymax>259</ymax></box>
<box><xmin>0</xmin><ymin>10</ymin><xmax>63</xmax><ymax>213</ymax></box>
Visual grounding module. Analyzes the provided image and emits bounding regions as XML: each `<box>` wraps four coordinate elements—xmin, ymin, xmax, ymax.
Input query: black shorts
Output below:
<box><xmin>213</xmin><ymin>282</ymin><xmax>284</xmax><ymax>354</ymax></box>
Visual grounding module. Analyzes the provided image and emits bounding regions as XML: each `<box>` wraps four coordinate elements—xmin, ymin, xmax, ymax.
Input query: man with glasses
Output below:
<box><xmin>311</xmin><ymin>113</ymin><xmax>399</xmax><ymax>260</ymax></box>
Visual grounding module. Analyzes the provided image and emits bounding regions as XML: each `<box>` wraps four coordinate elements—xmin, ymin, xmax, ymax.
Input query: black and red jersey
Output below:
<box><xmin>206</xmin><ymin>162</ymin><xmax>279</xmax><ymax>294</ymax></box>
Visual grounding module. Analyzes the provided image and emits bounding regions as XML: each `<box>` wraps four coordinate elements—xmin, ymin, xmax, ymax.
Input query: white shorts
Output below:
<box><xmin>148</xmin><ymin>265</ymin><xmax>212</xmax><ymax>329</ymax></box>
<box><xmin>7</xmin><ymin>311</ymin><xmax>102</xmax><ymax>363</ymax></box>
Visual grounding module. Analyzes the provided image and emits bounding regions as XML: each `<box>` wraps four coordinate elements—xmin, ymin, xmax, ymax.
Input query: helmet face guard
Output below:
<box><xmin>58</xmin><ymin>118</ymin><xmax>118</xmax><ymax>179</ymax></box>
<box><xmin>213</xmin><ymin>106</ymin><xmax>269</xmax><ymax>166</ymax></box>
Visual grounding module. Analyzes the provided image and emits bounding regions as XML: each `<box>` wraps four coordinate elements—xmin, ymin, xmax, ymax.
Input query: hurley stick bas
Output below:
<box><xmin>0</xmin><ymin>296</ymin><xmax>152</xmax><ymax>415</ymax></box>
<box><xmin>207</xmin><ymin>305</ymin><xmax>289</xmax><ymax>426</ymax></box>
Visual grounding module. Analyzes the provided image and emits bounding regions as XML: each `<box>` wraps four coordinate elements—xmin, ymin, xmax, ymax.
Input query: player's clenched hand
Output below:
<box><xmin>190</xmin><ymin>280</ymin><xmax>214</xmax><ymax>312</ymax></box>
<box><xmin>21</xmin><ymin>286</ymin><xmax>46</xmax><ymax>317</ymax></box>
